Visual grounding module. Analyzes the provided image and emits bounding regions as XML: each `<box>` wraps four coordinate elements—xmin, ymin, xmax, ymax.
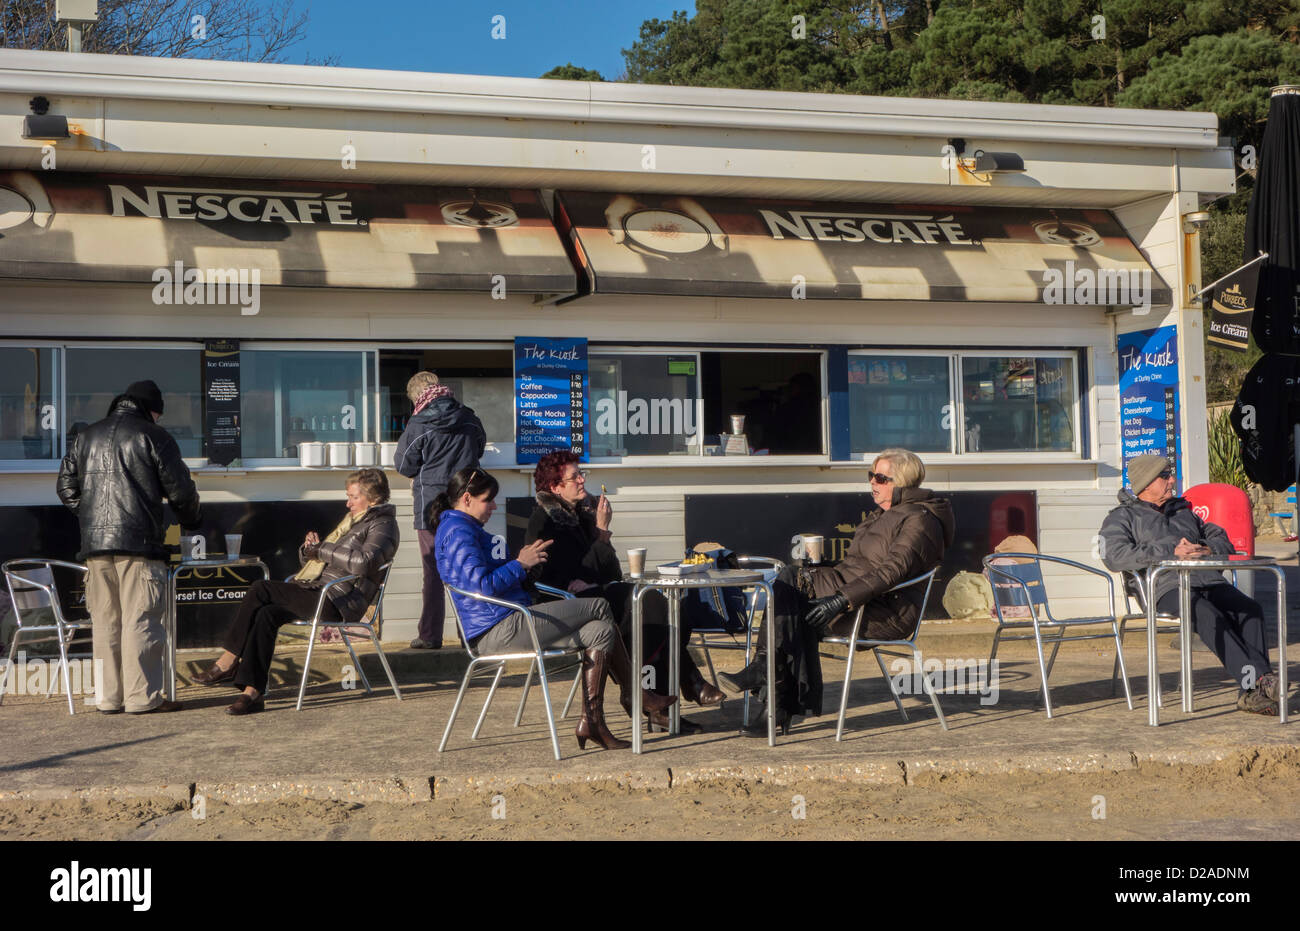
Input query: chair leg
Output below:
<box><xmin>1111</xmin><ymin>620</ymin><xmax>1133</xmax><ymax>710</ymax></box>
<box><xmin>56</xmin><ymin>625</ymin><xmax>75</xmax><ymax>715</ymax></box>
<box><xmin>741</xmin><ymin>625</ymin><xmax>754</xmax><ymax>727</ymax></box>
<box><xmin>341</xmin><ymin>632</ymin><xmax>373</xmax><ymax>694</ymax></box>
<box><xmin>1044</xmin><ymin>636</ymin><xmax>1063</xmax><ymax>679</ymax></box>
<box><xmin>439</xmin><ymin>661</ymin><xmax>482</xmax><ymax>753</ymax></box>
<box><xmin>1032</xmin><ymin>623</ymin><xmax>1055</xmax><ymax>719</ymax></box>
<box><xmin>1111</xmin><ymin>618</ymin><xmax>1127</xmax><ymax>696</ymax></box>
<box><xmin>296</xmin><ymin>621</ymin><xmax>319</xmax><ymax>711</ymax></box>
<box><xmin>873</xmin><ymin>648</ymin><xmax>909</xmax><ymax>722</ymax></box>
<box><xmin>915</xmin><ymin>646</ymin><xmax>949</xmax><ymax>730</ymax></box>
<box><xmin>471</xmin><ymin>663</ymin><xmax>507</xmax><ymax>740</ymax></box>
<box><xmin>987</xmin><ymin>626</ymin><xmax>1004</xmax><ymax>667</ymax></box>
<box><xmin>834</xmin><ymin>637</ymin><xmax>862</xmax><ymax>742</ymax></box>
<box><xmin>368</xmin><ymin>630</ymin><xmax>402</xmax><ymax>701</ymax></box>
<box><xmin>533</xmin><ymin>650</ymin><xmax>564</xmax><ymax>762</ymax></box>
<box><xmin>562</xmin><ymin>661</ymin><xmax>581</xmax><ymax>719</ymax></box>
<box><xmin>0</xmin><ymin>629</ymin><xmax>21</xmax><ymax>705</ymax></box>
<box><xmin>699</xmin><ymin>632</ymin><xmax>719</xmax><ymax>687</ymax></box>
<box><xmin>513</xmin><ymin>658</ymin><xmax>536</xmax><ymax>727</ymax></box>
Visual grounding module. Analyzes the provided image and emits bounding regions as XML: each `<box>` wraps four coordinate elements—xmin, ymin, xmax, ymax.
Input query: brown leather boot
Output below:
<box><xmin>575</xmin><ymin>648</ymin><xmax>630</xmax><ymax>751</ymax></box>
<box><xmin>681</xmin><ymin>653</ymin><xmax>726</xmax><ymax>707</ymax></box>
<box><xmin>607</xmin><ymin>636</ymin><xmax>677</xmax><ymax>717</ymax></box>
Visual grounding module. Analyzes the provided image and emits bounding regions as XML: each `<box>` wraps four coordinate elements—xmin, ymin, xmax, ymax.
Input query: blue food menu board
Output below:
<box><xmin>1118</xmin><ymin>326</ymin><xmax>1182</xmax><ymax>488</ymax></box>
<box><xmin>515</xmin><ymin>337</ymin><xmax>588</xmax><ymax>463</ymax></box>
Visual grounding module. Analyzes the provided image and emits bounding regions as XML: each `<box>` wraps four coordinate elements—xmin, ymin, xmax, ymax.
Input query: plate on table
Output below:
<box><xmin>657</xmin><ymin>561</ymin><xmax>713</xmax><ymax>576</ymax></box>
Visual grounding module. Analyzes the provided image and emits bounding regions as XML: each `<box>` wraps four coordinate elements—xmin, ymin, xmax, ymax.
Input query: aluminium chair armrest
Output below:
<box><xmin>534</xmin><ymin>582</ymin><xmax>575</xmax><ymax>601</ymax></box>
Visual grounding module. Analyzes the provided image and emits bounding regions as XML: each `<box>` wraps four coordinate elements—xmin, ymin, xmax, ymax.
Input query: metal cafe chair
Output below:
<box><xmin>283</xmin><ymin>562</ymin><xmax>402</xmax><ymax>711</ymax></box>
<box><xmin>441</xmin><ymin>583</ymin><xmax>585</xmax><ymax>761</ymax></box>
<box><xmin>514</xmin><ymin>583</ymin><xmax>582</xmax><ymax>727</ymax></box>
<box><xmin>983</xmin><ymin>553</ymin><xmax>1133</xmax><ymax>718</ymax></box>
<box><xmin>822</xmin><ymin>568</ymin><xmax>946</xmax><ymax>740</ymax></box>
<box><xmin>2</xmin><ymin>559</ymin><xmax>91</xmax><ymax>715</ymax></box>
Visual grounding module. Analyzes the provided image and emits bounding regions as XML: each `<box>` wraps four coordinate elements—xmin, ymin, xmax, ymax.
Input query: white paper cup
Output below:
<box><xmin>730</xmin><ymin>414</ymin><xmax>746</xmax><ymax>435</ymax></box>
<box><xmin>801</xmin><ymin>534</ymin><xmax>824</xmax><ymax>564</ymax></box>
<box><xmin>225</xmin><ymin>534</ymin><xmax>243</xmax><ymax>558</ymax></box>
<box><xmin>627</xmin><ymin>548</ymin><xmax>647</xmax><ymax>578</ymax></box>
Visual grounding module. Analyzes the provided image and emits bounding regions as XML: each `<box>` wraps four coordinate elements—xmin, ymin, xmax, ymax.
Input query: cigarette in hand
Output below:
<box><xmin>601</xmin><ymin>484</ymin><xmax>607</xmax><ymax>495</ymax></box>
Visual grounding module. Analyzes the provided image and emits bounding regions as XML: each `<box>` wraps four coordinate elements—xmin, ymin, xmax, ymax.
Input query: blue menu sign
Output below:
<box><xmin>1118</xmin><ymin>326</ymin><xmax>1182</xmax><ymax>488</ymax></box>
<box><xmin>515</xmin><ymin>337</ymin><xmax>588</xmax><ymax>463</ymax></box>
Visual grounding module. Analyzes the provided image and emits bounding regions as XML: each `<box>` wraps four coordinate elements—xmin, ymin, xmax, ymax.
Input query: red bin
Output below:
<box><xmin>1182</xmin><ymin>483</ymin><xmax>1255</xmax><ymax>558</ymax></box>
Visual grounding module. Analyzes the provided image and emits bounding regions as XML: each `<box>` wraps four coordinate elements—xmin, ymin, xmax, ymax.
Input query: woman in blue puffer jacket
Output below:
<box><xmin>434</xmin><ymin>468</ymin><xmax>673</xmax><ymax>751</ymax></box>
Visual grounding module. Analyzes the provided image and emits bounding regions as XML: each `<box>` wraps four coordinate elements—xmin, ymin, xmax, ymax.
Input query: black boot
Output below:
<box><xmin>717</xmin><ymin>651</ymin><xmax>766</xmax><ymax>694</ymax></box>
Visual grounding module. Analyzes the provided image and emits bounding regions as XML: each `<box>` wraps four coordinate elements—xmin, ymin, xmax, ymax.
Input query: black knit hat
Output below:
<box><xmin>123</xmin><ymin>380</ymin><xmax>164</xmax><ymax>416</ymax></box>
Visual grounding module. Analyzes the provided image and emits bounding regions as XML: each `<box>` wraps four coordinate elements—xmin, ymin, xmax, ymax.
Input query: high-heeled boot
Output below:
<box><xmin>681</xmin><ymin>654</ymin><xmax>727</xmax><ymax>707</ymax></box>
<box><xmin>717</xmin><ymin>650</ymin><xmax>767</xmax><ymax>694</ymax></box>
<box><xmin>574</xmin><ymin>648</ymin><xmax>630</xmax><ymax>751</ymax></box>
<box><xmin>607</xmin><ymin>636</ymin><xmax>677</xmax><ymax>717</ymax></box>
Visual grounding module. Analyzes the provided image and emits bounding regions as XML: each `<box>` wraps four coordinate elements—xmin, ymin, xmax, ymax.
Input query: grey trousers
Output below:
<box><xmin>474</xmin><ymin>597</ymin><xmax>617</xmax><ymax>655</ymax></box>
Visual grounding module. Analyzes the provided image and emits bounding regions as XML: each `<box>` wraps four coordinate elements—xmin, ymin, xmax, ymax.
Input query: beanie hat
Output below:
<box><xmin>124</xmin><ymin>380</ymin><xmax>164</xmax><ymax>416</ymax></box>
<box><xmin>1127</xmin><ymin>453</ymin><xmax>1171</xmax><ymax>493</ymax></box>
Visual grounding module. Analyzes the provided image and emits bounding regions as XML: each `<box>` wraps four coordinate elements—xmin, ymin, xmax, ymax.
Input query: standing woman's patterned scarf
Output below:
<box><xmin>413</xmin><ymin>383</ymin><xmax>455</xmax><ymax>416</ymax></box>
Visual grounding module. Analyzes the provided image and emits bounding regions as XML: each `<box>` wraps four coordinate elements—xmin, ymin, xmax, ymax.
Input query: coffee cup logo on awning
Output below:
<box><xmin>151</xmin><ymin>261</ymin><xmax>261</xmax><ymax>315</ymax></box>
<box><xmin>1041</xmin><ymin>260</ymin><xmax>1152</xmax><ymax>313</ymax></box>
<box><xmin>759</xmin><ymin>209</ymin><xmax>976</xmax><ymax>245</ymax></box>
<box><xmin>109</xmin><ymin>184</ymin><xmax>364</xmax><ymax>226</ymax></box>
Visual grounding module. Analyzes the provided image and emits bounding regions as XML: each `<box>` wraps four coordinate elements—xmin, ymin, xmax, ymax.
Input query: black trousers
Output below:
<box><xmin>228</xmin><ymin>579</ymin><xmax>341</xmax><ymax>694</ymax></box>
<box><xmin>1156</xmin><ymin>583</ymin><xmax>1272</xmax><ymax>690</ymax></box>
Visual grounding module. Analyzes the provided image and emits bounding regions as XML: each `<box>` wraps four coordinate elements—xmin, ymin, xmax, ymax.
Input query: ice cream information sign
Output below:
<box><xmin>1118</xmin><ymin>326</ymin><xmax>1182</xmax><ymax>487</ymax></box>
<box><xmin>204</xmin><ymin>338</ymin><xmax>241</xmax><ymax>466</ymax></box>
<box><xmin>515</xmin><ymin>337</ymin><xmax>588</xmax><ymax>463</ymax></box>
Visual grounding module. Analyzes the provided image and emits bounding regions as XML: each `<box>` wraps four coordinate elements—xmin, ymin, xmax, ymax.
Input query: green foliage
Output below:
<box><xmin>540</xmin><ymin>64</ymin><xmax>605</xmax><ymax>82</ymax></box>
<box><xmin>1207</xmin><ymin>407</ymin><xmax>1250</xmax><ymax>489</ymax></box>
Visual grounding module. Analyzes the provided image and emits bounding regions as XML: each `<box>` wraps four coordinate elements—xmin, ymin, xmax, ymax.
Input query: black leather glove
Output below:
<box><xmin>805</xmin><ymin>592</ymin><xmax>849</xmax><ymax>631</ymax></box>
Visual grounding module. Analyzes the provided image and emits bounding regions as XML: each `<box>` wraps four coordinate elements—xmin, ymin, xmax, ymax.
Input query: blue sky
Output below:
<box><xmin>301</xmin><ymin>0</ymin><xmax>690</xmax><ymax>79</ymax></box>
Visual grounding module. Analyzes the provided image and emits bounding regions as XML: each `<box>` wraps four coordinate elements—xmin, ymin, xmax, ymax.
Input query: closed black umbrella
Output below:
<box><xmin>1233</xmin><ymin>86</ymin><xmax>1300</xmax><ymax>492</ymax></box>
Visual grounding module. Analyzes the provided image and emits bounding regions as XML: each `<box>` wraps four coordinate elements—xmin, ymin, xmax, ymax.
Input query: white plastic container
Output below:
<box><xmin>298</xmin><ymin>442</ymin><xmax>325</xmax><ymax>467</ymax></box>
<box><xmin>327</xmin><ymin>442</ymin><xmax>352</xmax><ymax>467</ymax></box>
<box><xmin>380</xmin><ymin>441</ymin><xmax>398</xmax><ymax>467</ymax></box>
<box><xmin>353</xmin><ymin>442</ymin><xmax>379</xmax><ymax>466</ymax></box>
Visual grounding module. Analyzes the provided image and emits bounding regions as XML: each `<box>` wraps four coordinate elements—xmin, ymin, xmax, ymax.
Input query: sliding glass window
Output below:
<box><xmin>0</xmin><ymin>347</ymin><xmax>57</xmax><ymax>461</ymax></box>
<box><xmin>65</xmin><ymin>347</ymin><xmax>205</xmax><ymax>458</ymax></box>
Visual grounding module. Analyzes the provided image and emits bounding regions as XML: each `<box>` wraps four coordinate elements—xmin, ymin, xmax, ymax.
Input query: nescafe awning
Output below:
<box><xmin>0</xmin><ymin>171</ymin><xmax>576</xmax><ymax>293</ymax></box>
<box><xmin>555</xmin><ymin>191</ymin><xmax>1170</xmax><ymax>305</ymax></box>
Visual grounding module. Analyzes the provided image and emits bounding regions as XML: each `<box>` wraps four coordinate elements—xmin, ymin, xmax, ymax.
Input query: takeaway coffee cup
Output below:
<box><xmin>225</xmin><ymin>534</ymin><xmax>243</xmax><ymax>558</ymax></box>
<box><xmin>627</xmin><ymin>548</ymin><xmax>647</xmax><ymax>578</ymax></box>
<box><xmin>730</xmin><ymin>414</ymin><xmax>746</xmax><ymax>435</ymax></box>
<box><xmin>801</xmin><ymin>534</ymin><xmax>824</xmax><ymax>564</ymax></box>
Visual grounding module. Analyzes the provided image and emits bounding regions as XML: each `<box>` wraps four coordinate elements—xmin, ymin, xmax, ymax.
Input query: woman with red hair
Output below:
<box><xmin>525</xmin><ymin>451</ymin><xmax>725</xmax><ymax>733</ymax></box>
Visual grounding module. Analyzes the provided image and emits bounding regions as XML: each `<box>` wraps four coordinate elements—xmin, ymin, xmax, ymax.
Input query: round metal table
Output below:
<box><xmin>629</xmin><ymin>568</ymin><xmax>775</xmax><ymax>751</ymax></box>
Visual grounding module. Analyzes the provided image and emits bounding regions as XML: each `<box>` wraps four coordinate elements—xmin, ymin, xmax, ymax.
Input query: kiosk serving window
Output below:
<box><xmin>241</xmin><ymin>350</ymin><xmax>369</xmax><ymax>460</ymax></box>
<box><xmin>377</xmin><ymin>348</ymin><xmax>514</xmax><ymax>446</ymax></box>
<box><xmin>588</xmin><ymin>349</ymin><xmax>823</xmax><ymax>458</ymax></box>
<box><xmin>961</xmin><ymin>355</ymin><xmax>1076</xmax><ymax>452</ymax></box>
<box><xmin>0</xmin><ymin>347</ymin><xmax>56</xmax><ymax>461</ymax></box>
<box><xmin>65</xmin><ymin>348</ymin><xmax>205</xmax><ymax>458</ymax></box>
<box><xmin>849</xmin><ymin>354</ymin><xmax>952</xmax><ymax>455</ymax></box>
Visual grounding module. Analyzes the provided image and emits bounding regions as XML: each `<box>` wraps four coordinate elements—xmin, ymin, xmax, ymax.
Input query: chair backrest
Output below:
<box><xmin>984</xmin><ymin>556</ymin><xmax>1048</xmax><ymax>621</ymax></box>
<box><xmin>891</xmin><ymin>567</ymin><xmax>939</xmax><ymax>638</ymax></box>
<box><xmin>444</xmin><ymin>583</ymin><xmax>530</xmax><ymax>659</ymax></box>
<box><xmin>1122</xmin><ymin>570</ymin><xmax>1149</xmax><ymax>613</ymax></box>
<box><xmin>367</xmin><ymin>562</ymin><xmax>394</xmax><ymax>632</ymax></box>
<box><xmin>1183</xmin><ymin>483</ymin><xmax>1254</xmax><ymax>558</ymax></box>
<box><xmin>3</xmin><ymin>559</ymin><xmax>83</xmax><ymax>628</ymax></box>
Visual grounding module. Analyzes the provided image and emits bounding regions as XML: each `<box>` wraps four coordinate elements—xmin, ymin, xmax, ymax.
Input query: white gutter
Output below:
<box><xmin>0</xmin><ymin>48</ymin><xmax>1220</xmax><ymax>149</ymax></box>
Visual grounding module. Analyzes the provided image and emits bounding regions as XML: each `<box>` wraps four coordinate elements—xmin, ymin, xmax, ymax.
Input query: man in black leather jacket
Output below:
<box><xmin>56</xmin><ymin>380</ymin><xmax>201</xmax><ymax>714</ymax></box>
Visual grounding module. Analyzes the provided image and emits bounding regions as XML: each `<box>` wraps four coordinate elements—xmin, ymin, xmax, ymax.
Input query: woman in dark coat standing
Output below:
<box><xmin>525</xmin><ymin>451</ymin><xmax>725</xmax><ymax>733</ymax></box>
<box><xmin>719</xmin><ymin>448</ymin><xmax>954</xmax><ymax>734</ymax></box>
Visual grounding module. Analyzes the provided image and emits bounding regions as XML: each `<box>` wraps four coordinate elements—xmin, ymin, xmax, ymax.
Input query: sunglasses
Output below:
<box><xmin>868</xmin><ymin>471</ymin><xmax>894</xmax><ymax>485</ymax></box>
<box><xmin>1157</xmin><ymin>469</ymin><xmax>1173</xmax><ymax>480</ymax></box>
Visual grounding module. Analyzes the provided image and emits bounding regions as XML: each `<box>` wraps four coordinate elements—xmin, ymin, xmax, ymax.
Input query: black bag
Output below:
<box><xmin>681</xmin><ymin>547</ymin><xmax>750</xmax><ymax>633</ymax></box>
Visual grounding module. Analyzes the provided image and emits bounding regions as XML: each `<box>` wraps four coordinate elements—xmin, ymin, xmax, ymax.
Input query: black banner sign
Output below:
<box><xmin>1208</xmin><ymin>261</ymin><xmax>1261</xmax><ymax>353</ymax></box>
<box><xmin>204</xmin><ymin>339</ymin><xmax>241</xmax><ymax>466</ymax></box>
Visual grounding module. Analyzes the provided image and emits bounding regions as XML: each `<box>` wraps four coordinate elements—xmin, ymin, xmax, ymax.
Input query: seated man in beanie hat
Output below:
<box><xmin>57</xmin><ymin>379</ymin><xmax>202</xmax><ymax>714</ymax></box>
<box><xmin>1098</xmin><ymin>453</ymin><xmax>1282</xmax><ymax>714</ymax></box>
